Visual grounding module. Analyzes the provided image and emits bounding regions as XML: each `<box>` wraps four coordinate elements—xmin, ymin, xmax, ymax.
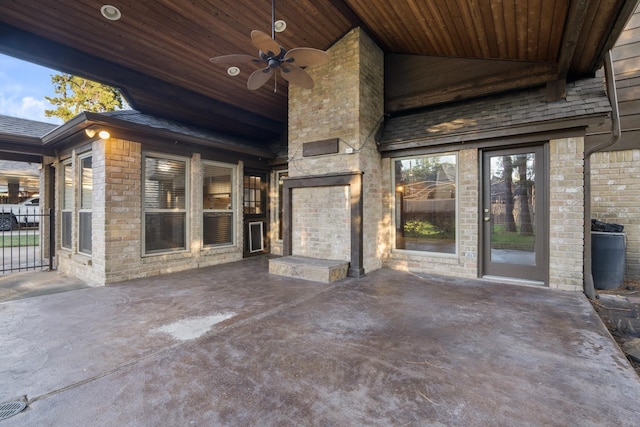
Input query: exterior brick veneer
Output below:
<box><xmin>287</xmin><ymin>28</ymin><xmax>384</xmax><ymax>273</ymax></box>
<box><xmin>549</xmin><ymin>137</ymin><xmax>585</xmax><ymax>290</ymax></box>
<box><xmin>56</xmin><ymin>139</ymin><xmax>243</xmax><ymax>286</ymax></box>
<box><xmin>591</xmin><ymin>149</ymin><xmax>640</xmax><ymax>278</ymax></box>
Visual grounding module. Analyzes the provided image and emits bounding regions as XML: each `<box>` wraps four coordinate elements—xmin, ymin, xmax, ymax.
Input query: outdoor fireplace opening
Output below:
<box><xmin>282</xmin><ymin>171</ymin><xmax>364</xmax><ymax>277</ymax></box>
<box><xmin>292</xmin><ymin>185</ymin><xmax>351</xmax><ymax>261</ymax></box>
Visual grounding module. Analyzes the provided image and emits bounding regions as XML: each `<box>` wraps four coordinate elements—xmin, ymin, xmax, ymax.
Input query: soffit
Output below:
<box><xmin>0</xmin><ymin>0</ymin><xmax>635</xmax><ymax>142</ymax></box>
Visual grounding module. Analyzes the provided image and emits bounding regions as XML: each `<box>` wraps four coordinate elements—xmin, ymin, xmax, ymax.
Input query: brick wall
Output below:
<box><xmin>549</xmin><ymin>137</ymin><xmax>585</xmax><ymax>290</ymax></box>
<box><xmin>57</xmin><ymin>138</ymin><xmax>243</xmax><ymax>286</ymax></box>
<box><xmin>291</xmin><ymin>186</ymin><xmax>351</xmax><ymax>260</ymax></box>
<box><xmin>287</xmin><ymin>28</ymin><xmax>384</xmax><ymax>272</ymax></box>
<box><xmin>102</xmin><ymin>139</ymin><xmax>142</xmax><ymax>282</ymax></box>
<box><xmin>591</xmin><ymin>149</ymin><xmax>640</xmax><ymax>278</ymax></box>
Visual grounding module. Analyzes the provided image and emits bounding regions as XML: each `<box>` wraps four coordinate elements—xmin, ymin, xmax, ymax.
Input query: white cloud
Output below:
<box><xmin>0</xmin><ymin>92</ymin><xmax>61</xmax><ymax>125</ymax></box>
<box><xmin>0</xmin><ymin>54</ymin><xmax>62</xmax><ymax>124</ymax></box>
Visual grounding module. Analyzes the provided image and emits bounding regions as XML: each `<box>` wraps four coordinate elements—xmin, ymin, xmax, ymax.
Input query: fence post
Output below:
<box><xmin>48</xmin><ymin>208</ymin><xmax>54</xmax><ymax>271</ymax></box>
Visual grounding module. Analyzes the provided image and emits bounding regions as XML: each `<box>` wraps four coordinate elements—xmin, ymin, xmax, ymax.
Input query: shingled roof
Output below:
<box><xmin>93</xmin><ymin>110</ymin><xmax>275</xmax><ymax>156</ymax></box>
<box><xmin>380</xmin><ymin>77</ymin><xmax>612</xmax><ymax>151</ymax></box>
<box><xmin>0</xmin><ymin>114</ymin><xmax>57</xmax><ymax>138</ymax></box>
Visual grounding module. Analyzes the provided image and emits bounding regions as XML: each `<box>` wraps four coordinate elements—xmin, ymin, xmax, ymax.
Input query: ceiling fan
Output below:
<box><xmin>209</xmin><ymin>0</ymin><xmax>330</xmax><ymax>91</ymax></box>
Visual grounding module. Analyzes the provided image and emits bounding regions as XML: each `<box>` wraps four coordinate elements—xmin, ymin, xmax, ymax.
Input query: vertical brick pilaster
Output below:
<box><xmin>549</xmin><ymin>137</ymin><xmax>585</xmax><ymax>290</ymax></box>
<box><xmin>103</xmin><ymin>139</ymin><xmax>142</xmax><ymax>283</ymax></box>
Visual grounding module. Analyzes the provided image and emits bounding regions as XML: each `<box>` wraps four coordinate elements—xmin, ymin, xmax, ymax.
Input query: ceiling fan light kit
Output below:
<box><xmin>274</xmin><ymin>20</ymin><xmax>287</xmax><ymax>33</ymax></box>
<box><xmin>209</xmin><ymin>0</ymin><xmax>329</xmax><ymax>91</ymax></box>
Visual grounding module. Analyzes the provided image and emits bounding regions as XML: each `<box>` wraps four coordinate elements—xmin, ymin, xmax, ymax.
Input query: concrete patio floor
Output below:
<box><xmin>1</xmin><ymin>256</ymin><xmax>639</xmax><ymax>426</ymax></box>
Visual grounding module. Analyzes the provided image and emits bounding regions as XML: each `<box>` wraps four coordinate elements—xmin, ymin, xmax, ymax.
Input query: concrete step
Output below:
<box><xmin>269</xmin><ymin>256</ymin><xmax>349</xmax><ymax>283</ymax></box>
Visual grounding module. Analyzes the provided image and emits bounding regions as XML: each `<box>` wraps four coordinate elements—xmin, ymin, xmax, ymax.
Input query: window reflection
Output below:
<box><xmin>395</xmin><ymin>154</ymin><xmax>457</xmax><ymax>254</ymax></box>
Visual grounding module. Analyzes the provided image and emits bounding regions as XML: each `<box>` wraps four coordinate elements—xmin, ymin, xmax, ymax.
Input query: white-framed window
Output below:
<box><xmin>276</xmin><ymin>170</ymin><xmax>288</xmax><ymax>241</ymax></box>
<box><xmin>61</xmin><ymin>161</ymin><xmax>73</xmax><ymax>250</ymax></box>
<box><xmin>143</xmin><ymin>153</ymin><xmax>188</xmax><ymax>254</ymax></box>
<box><xmin>202</xmin><ymin>161</ymin><xmax>235</xmax><ymax>247</ymax></box>
<box><xmin>393</xmin><ymin>153</ymin><xmax>458</xmax><ymax>254</ymax></box>
<box><xmin>78</xmin><ymin>154</ymin><xmax>93</xmax><ymax>255</ymax></box>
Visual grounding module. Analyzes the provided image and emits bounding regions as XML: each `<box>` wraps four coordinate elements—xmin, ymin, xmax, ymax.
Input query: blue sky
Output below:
<box><xmin>0</xmin><ymin>53</ymin><xmax>64</xmax><ymax>125</ymax></box>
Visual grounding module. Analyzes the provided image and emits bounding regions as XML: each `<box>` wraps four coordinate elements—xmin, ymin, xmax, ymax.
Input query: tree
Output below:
<box><xmin>502</xmin><ymin>155</ymin><xmax>516</xmax><ymax>232</ymax></box>
<box><xmin>45</xmin><ymin>73</ymin><xmax>125</xmax><ymax>121</ymax></box>
<box><xmin>513</xmin><ymin>154</ymin><xmax>534</xmax><ymax>235</ymax></box>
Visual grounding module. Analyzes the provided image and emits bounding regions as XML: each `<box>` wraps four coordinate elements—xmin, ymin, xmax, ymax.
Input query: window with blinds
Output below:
<box><xmin>143</xmin><ymin>154</ymin><xmax>187</xmax><ymax>254</ymax></box>
<box><xmin>78</xmin><ymin>155</ymin><xmax>92</xmax><ymax>255</ymax></box>
<box><xmin>203</xmin><ymin>162</ymin><xmax>234</xmax><ymax>247</ymax></box>
<box><xmin>61</xmin><ymin>161</ymin><xmax>73</xmax><ymax>250</ymax></box>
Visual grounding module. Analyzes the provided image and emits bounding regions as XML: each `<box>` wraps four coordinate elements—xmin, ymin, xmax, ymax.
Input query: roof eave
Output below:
<box><xmin>42</xmin><ymin>112</ymin><xmax>275</xmax><ymax>159</ymax></box>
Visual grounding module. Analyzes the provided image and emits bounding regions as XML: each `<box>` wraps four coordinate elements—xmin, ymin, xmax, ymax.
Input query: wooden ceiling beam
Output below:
<box><xmin>556</xmin><ymin>0</ymin><xmax>592</xmax><ymax>79</ymax></box>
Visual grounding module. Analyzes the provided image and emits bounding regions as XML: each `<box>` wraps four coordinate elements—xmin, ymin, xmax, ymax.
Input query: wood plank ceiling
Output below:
<box><xmin>0</xmin><ymin>0</ymin><xmax>636</xmax><ymax>142</ymax></box>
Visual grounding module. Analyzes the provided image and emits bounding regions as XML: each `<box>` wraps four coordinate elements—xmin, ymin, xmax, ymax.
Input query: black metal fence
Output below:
<box><xmin>0</xmin><ymin>208</ymin><xmax>53</xmax><ymax>274</ymax></box>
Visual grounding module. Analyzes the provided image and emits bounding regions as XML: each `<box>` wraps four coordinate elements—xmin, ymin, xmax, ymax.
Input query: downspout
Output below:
<box><xmin>583</xmin><ymin>50</ymin><xmax>621</xmax><ymax>299</ymax></box>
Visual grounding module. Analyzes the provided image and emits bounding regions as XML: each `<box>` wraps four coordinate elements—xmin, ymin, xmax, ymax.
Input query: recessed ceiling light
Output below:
<box><xmin>274</xmin><ymin>20</ymin><xmax>287</xmax><ymax>33</ymax></box>
<box><xmin>101</xmin><ymin>5</ymin><xmax>121</xmax><ymax>21</ymax></box>
<box><xmin>227</xmin><ymin>66</ymin><xmax>240</xmax><ymax>76</ymax></box>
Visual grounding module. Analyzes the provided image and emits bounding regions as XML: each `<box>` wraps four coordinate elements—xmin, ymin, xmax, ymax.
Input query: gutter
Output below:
<box><xmin>583</xmin><ymin>50</ymin><xmax>621</xmax><ymax>299</ymax></box>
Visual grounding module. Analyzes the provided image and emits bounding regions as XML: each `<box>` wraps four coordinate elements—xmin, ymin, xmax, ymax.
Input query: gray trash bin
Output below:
<box><xmin>591</xmin><ymin>231</ymin><xmax>625</xmax><ymax>290</ymax></box>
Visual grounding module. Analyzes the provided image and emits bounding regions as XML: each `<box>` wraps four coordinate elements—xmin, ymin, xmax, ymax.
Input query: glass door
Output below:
<box><xmin>243</xmin><ymin>170</ymin><xmax>268</xmax><ymax>257</ymax></box>
<box><xmin>482</xmin><ymin>146</ymin><xmax>546</xmax><ymax>283</ymax></box>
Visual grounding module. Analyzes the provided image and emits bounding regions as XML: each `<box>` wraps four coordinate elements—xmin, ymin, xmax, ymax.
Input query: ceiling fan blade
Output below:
<box><xmin>209</xmin><ymin>54</ymin><xmax>258</xmax><ymax>64</ymax></box>
<box><xmin>247</xmin><ymin>68</ymin><xmax>275</xmax><ymax>90</ymax></box>
<box><xmin>251</xmin><ymin>30</ymin><xmax>281</xmax><ymax>56</ymax></box>
<box><xmin>281</xmin><ymin>65</ymin><xmax>315</xmax><ymax>89</ymax></box>
<box><xmin>284</xmin><ymin>48</ymin><xmax>330</xmax><ymax>67</ymax></box>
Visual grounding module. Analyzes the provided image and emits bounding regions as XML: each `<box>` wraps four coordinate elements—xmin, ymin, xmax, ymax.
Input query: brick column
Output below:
<box><xmin>549</xmin><ymin>137</ymin><xmax>585</xmax><ymax>290</ymax></box>
<box><xmin>288</xmin><ymin>28</ymin><xmax>384</xmax><ymax>273</ymax></box>
<box><xmin>103</xmin><ymin>139</ymin><xmax>142</xmax><ymax>283</ymax></box>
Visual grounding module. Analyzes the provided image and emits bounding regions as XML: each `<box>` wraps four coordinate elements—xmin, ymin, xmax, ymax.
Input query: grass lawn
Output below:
<box><xmin>491</xmin><ymin>224</ymin><xmax>534</xmax><ymax>250</ymax></box>
<box><xmin>1</xmin><ymin>235</ymin><xmax>39</xmax><ymax>247</ymax></box>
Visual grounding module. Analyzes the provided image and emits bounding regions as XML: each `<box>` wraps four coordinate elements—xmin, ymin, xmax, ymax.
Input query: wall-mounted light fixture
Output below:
<box><xmin>85</xmin><ymin>128</ymin><xmax>111</xmax><ymax>139</ymax></box>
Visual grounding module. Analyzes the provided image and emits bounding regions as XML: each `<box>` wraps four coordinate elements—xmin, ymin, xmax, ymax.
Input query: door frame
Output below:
<box><xmin>480</xmin><ymin>144</ymin><xmax>549</xmax><ymax>284</ymax></box>
<box><xmin>242</xmin><ymin>169</ymin><xmax>269</xmax><ymax>257</ymax></box>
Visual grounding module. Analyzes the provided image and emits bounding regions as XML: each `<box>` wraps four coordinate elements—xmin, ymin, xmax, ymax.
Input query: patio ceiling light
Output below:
<box><xmin>227</xmin><ymin>66</ymin><xmax>240</xmax><ymax>76</ymax></box>
<box><xmin>100</xmin><ymin>5</ymin><xmax>121</xmax><ymax>21</ymax></box>
<box><xmin>274</xmin><ymin>20</ymin><xmax>287</xmax><ymax>33</ymax></box>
